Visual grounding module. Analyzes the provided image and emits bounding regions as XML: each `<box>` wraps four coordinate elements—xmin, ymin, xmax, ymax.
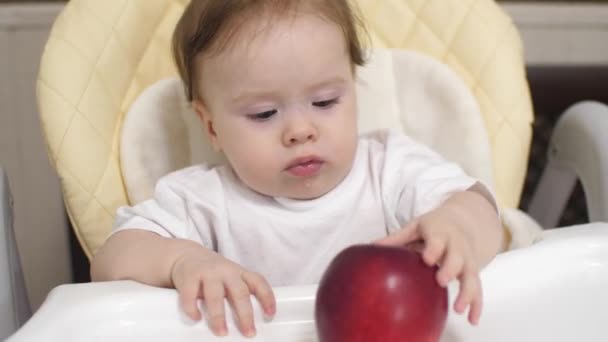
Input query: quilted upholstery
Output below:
<box><xmin>357</xmin><ymin>0</ymin><xmax>533</xmax><ymax>211</ymax></box>
<box><xmin>37</xmin><ymin>0</ymin><xmax>533</xmax><ymax>258</ymax></box>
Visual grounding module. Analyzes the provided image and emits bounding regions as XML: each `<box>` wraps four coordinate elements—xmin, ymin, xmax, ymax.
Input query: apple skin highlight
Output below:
<box><xmin>315</xmin><ymin>245</ymin><xmax>448</xmax><ymax>342</ymax></box>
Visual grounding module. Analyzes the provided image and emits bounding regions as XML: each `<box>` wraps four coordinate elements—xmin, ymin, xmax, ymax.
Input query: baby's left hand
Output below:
<box><xmin>375</xmin><ymin>190</ymin><xmax>503</xmax><ymax>325</ymax></box>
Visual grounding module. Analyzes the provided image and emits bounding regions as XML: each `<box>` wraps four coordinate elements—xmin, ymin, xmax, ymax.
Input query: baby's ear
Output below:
<box><xmin>192</xmin><ymin>99</ymin><xmax>207</xmax><ymax>122</ymax></box>
<box><xmin>192</xmin><ymin>100</ymin><xmax>221</xmax><ymax>151</ymax></box>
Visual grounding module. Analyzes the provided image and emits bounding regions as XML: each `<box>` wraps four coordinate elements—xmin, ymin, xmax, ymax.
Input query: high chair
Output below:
<box><xmin>9</xmin><ymin>0</ymin><xmax>608</xmax><ymax>340</ymax></box>
<box><xmin>32</xmin><ymin>0</ymin><xmax>608</xmax><ymax>258</ymax></box>
<box><xmin>36</xmin><ymin>0</ymin><xmax>538</xmax><ymax>259</ymax></box>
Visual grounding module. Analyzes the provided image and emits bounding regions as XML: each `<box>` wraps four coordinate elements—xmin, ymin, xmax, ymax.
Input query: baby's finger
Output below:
<box><xmin>454</xmin><ymin>272</ymin><xmax>483</xmax><ymax>325</ymax></box>
<box><xmin>422</xmin><ymin>235</ymin><xmax>447</xmax><ymax>266</ymax></box>
<box><xmin>226</xmin><ymin>280</ymin><xmax>256</xmax><ymax>337</ymax></box>
<box><xmin>243</xmin><ymin>271</ymin><xmax>276</xmax><ymax>317</ymax></box>
<box><xmin>203</xmin><ymin>280</ymin><xmax>228</xmax><ymax>336</ymax></box>
<box><xmin>436</xmin><ymin>241</ymin><xmax>464</xmax><ymax>287</ymax></box>
<box><xmin>175</xmin><ymin>277</ymin><xmax>203</xmax><ymax>321</ymax></box>
<box><xmin>468</xmin><ymin>283</ymin><xmax>483</xmax><ymax>325</ymax></box>
<box><xmin>374</xmin><ymin>220</ymin><xmax>419</xmax><ymax>246</ymax></box>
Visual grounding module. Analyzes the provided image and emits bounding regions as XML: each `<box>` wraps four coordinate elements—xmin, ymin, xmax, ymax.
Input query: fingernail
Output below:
<box><xmin>245</xmin><ymin>327</ymin><xmax>256</xmax><ymax>338</ymax></box>
<box><xmin>266</xmin><ymin>304</ymin><xmax>276</xmax><ymax>316</ymax></box>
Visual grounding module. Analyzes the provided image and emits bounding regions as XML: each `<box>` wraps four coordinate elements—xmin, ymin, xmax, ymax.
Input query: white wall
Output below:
<box><xmin>0</xmin><ymin>3</ymin><xmax>69</xmax><ymax>311</ymax></box>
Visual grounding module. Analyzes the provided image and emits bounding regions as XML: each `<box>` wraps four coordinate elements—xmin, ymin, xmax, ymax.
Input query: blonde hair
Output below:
<box><xmin>172</xmin><ymin>0</ymin><xmax>367</xmax><ymax>101</ymax></box>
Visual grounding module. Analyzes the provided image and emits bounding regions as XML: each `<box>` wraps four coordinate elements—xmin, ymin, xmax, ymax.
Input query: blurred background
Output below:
<box><xmin>0</xmin><ymin>0</ymin><xmax>607</xmax><ymax>313</ymax></box>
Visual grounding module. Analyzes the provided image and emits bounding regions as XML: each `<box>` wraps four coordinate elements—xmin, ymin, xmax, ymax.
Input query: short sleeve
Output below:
<box><xmin>113</xmin><ymin>177</ymin><xmax>190</xmax><ymax>238</ymax></box>
<box><xmin>375</xmin><ymin>131</ymin><xmax>498</xmax><ymax>231</ymax></box>
<box><xmin>112</xmin><ymin>166</ymin><xmax>221</xmax><ymax>249</ymax></box>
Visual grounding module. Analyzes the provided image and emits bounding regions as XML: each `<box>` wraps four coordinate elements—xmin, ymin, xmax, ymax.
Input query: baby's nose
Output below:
<box><xmin>282</xmin><ymin>118</ymin><xmax>318</xmax><ymax>146</ymax></box>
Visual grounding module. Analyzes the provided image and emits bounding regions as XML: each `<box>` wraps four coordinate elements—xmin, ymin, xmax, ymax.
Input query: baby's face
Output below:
<box><xmin>194</xmin><ymin>12</ymin><xmax>358</xmax><ymax>200</ymax></box>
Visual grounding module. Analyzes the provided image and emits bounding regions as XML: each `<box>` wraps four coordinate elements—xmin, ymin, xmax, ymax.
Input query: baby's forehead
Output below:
<box><xmin>202</xmin><ymin>9</ymin><xmax>348</xmax><ymax>59</ymax></box>
<box><xmin>197</xmin><ymin>14</ymin><xmax>349</xmax><ymax>74</ymax></box>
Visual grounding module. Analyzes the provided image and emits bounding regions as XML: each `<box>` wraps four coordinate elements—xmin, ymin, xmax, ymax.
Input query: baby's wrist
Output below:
<box><xmin>169</xmin><ymin>245</ymin><xmax>214</xmax><ymax>286</ymax></box>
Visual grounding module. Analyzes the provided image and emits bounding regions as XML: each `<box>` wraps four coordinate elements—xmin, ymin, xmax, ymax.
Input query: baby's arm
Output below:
<box><xmin>435</xmin><ymin>184</ymin><xmax>504</xmax><ymax>270</ymax></box>
<box><xmin>372</xmin><ymin>131</ymin><xmax>504</xmax><ymax>324</ymax></box>
<box><xmin>91</xmin><ymin>229</ymin><xmax>203</xmax><ymax>287</ymax></box>
<box><xmin>91</xmin><ymin>170</ymin><xmax>275</xmax><ymax>338</ymax></box>
<box><xmin>91</xmin><ymin>229</ymin><xmax>275</xmax><ymax>337</ymax></box>
<box><xmin>377</xmin><ymin>184</ymin><xmax>502</xmax><ymax>325</ymax></box>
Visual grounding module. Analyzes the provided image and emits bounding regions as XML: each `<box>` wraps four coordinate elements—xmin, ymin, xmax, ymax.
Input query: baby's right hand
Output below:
<box><xmin>170</xmin><ymin>249</ymin><xmax>276</xmax><ymax>338</ymax></box>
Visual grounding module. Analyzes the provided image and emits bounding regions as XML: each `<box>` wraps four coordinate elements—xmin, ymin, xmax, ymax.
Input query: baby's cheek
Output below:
<box><xmin>234</xmin><ymin>151</ymin><xmax>278</xmax><ymax>187</ymax></box>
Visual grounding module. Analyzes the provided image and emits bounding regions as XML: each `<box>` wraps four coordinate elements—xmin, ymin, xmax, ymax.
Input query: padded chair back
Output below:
<box><xmin>36</xmin><ymin>0</ymin><xmax>532</xmax><ymax>258</ymax></box>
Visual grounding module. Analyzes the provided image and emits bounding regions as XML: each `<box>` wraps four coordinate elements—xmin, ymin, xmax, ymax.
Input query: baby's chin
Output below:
<box><xmin>252</xmin><ymin>179</ymin><xmax>339</xmax><ymax>201</ymax></box>
<box><xmin>282</xmin><ymin>187</ymin><xmax>332</xmax><ymax>200</ymax></box>
<box><xmin>268</xmin><ymin>187</ymin><xmax>332</xmax><ymax>201</ymax></box>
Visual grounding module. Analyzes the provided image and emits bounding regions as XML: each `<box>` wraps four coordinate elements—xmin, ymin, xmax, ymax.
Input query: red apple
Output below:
<box><xmin>315</xmin><ymin>244</ymin><xmax>448</xmax><ymax>342</ymax></box>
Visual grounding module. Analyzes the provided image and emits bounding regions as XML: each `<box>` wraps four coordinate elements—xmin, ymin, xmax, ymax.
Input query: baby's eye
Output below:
<box><xmin>247</xmin><ymin>109</ymin><xmax>277</xmax><ymax>121</ymax></box>
<box><xmin>313</xmin><ymin>97</ymin><xmax>340</xmax><ymax>109</ymax></box>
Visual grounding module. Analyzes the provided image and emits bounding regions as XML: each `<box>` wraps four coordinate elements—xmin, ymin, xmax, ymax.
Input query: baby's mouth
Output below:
<box><xmin>285</xmin><ymin>156</ymin><xmax>324</xmax><ymax>177</ymax></box>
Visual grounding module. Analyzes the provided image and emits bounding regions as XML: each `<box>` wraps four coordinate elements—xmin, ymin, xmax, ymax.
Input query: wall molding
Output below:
<box><xmin>502</xmin><ymin>2</ymin><xmax>608</xmax><ymax>27</ymax></box>
<box><xmin>501</xmin><ymin>2</ymin><xmax>608</xmax><ymax>65</ymax></box>
<box><xmin>0</xmin><ymin>3</ymin><xmax>63</xmax><ymax>29</ymax></box>
<box><xmin>0</xmin><ymin>2</ymin><xmax>606</xmax><ymax>65</ymax></box>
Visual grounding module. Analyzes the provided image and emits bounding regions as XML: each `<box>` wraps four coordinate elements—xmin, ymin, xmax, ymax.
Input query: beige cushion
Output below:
<box><xmin>37</xmin><ymin>0</ymin><xmax>533</xmax><ymax>258</ymax></box>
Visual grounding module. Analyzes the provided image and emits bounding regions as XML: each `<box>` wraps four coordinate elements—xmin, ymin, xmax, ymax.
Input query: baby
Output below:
<box><xmin>91</xmin><ymin>0</ymin><xmax>504</xmax><ymax>338</ymax></box>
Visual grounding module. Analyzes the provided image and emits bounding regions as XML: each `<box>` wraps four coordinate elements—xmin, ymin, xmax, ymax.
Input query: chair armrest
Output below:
<box><xmin>528</xmin><ymin>101</ymin><xmax>608</xmax><ymax>228</ymax></box>
<box><xmin>0</xmin><ymin>167</ymin><xmax>31</xmax><ymax>338</ymax></box>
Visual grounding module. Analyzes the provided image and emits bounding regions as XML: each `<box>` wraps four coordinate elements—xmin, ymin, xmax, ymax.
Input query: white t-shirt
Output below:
<box><xmin>114</xmin><ymin>130</ymin><xmax>495</xmax><ymax>286</ymax></box>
